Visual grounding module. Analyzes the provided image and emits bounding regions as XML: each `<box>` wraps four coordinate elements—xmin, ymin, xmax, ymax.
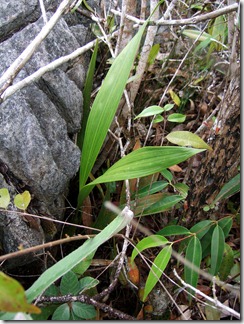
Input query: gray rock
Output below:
<box><xmin>0</xmin><ymin>4</ymin><xmax>92</xmax><ymax>267</ymax></box>
<box><xmin>0</xmin><ymin>0</ymin><xmax>61</xmax><ymax>41</ymax></box>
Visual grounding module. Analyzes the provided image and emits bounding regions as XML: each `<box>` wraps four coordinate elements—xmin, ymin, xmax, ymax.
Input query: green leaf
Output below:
<box><xmin>79</xmin><ymin>277</ymin><xmax>99</xmax><ymax>293</ymax></box>
<box><xmin>153</xmin><ymin>115</ymin><xmax>164</xmax><ymax>123</ymax></box>
<box><xmin>131</xmin><ymin>235</ymin><xmax>168</xmax><ymax>263</ymax></box>
<box><xmin>79</xmin><ymin>20</ymin><xmax>149</xmax><ymax>190</ymax></box>
<box><xmin>147</xmin><ymin>44</ymin><xmax>160</xmax><ymax>65</ymax></box>
<box><xmin>43</xmin><ymin>284</ymin><xmax>59</xmax><ymax>297</ymax></box>
<box><xmin>60</xmin><ymin>271</ymin><xmax>80</xmax><ymax>295</ymax></box>
<box><xmin>13</xmin><ymin>190</ymin><xmax>31</xmax><ymax>210</ymax></box>
<box><xmin>166</xmin><ymin>131</ymin><xmax>212</xmax><ymax>150</ymax></box>
<box><xmin>167</xmin><ymin>113</ymin><xmax>186</xmax><ymax>123</ymax></box>
<box><xmin>184</xmin><ymin>236</ymin><xmax>202</xmax><ymax>299</ymax></box>
<box><xmin>26</xmin><ymin>208</ymin><xmax>133</xmax><ymax>302</ymax></box>
<box><xmin>78</xmin><ymin>147</ymin><xmax>205</xmax><ymax>207</ymax></box>
<box><xmin>32</xmin><ymin>305</ymin><xmax>58</xmax><ymax>321</ymax></box>
<box><xmin>218</xmin><ymin>243</ymin><xmax>234</xmax><ymax>281</ymax></box>
<box><xmin>0</xmin><ymin>272</ymin><xmax>40</xmax><ymax>314</ymax></box>
<box><xmin>182</xmin><ymin>29</ymin><xmax>212</xmax><ymax>42</ymax></box>
<box><xmin>77</xmin><ymin>40</ymin><xmax>99</xmax><ymax>149</ymax></box>
<box><xmin>169</xmin><ymin>89</ymin><xmax>181</xmax><ymax>106</ymax></box>
<box><xmin>200</xmin><ymin>226</ymin><xmax>215</xmax><ymax>259</ymax></box>
<box><xmin>213</xmin><ymin>173</ymin><xmax>240</xmax><ymax>204</ymax></box>
<box><xmin>71</xmin><ymin>302</ymin><xmax>96</xmax><ymax>319</ymax></box>
<box><xmin>135</xmin><ymin>105</ymin><xmax>164</xmax><ymax>119</ymax></box>
<box><xmin>218</xmin><ymin>217</ymin><xmax>233</xmax><ymax>238</ymax></box>
<box><xmin>173</xmin><ymin>183</ymin><xmax>189</xmax><ymax>198</ymax></box>
<box><xmin>190</xmin><ymin>220</ymin><xmax>213</xmax><ymax>240</ymax></box>
<box><xmin>209</xmin><ymin>225</ymin><xmax>225</xmax><ymax>275</ymax></box>
<box><xmin>143</xmin><ymin>194</ymin><xmax>183</xmax><ymax>214</ymax></box>
<box><xmin>136</xmin><ymin>181</ymin><xmax>168</xmax><ymax>198</ymax></box>
<box><xmin>163</xmin><ymin>103</ymin><xmax>174</xmax><ymax>111</ymax></box>
<box><xmin>157</xmin><ymin>225</ymin><xmax>191</xmax><ymax>236</ymax></box>
<box><xmin>72</xmin><ymin>251</ymin><xmax>96</xmax><ymax>275</ymax></box>
<box><xmin>0</xmin><ymin>188</ymin><xmax>10</xmax><ymax>209</ymax></box>
<box><xmin>143</xmin><ymin>245</ymin><xmax>172</xmax><ymax>301</ymax></box>
<box><xmin>52</xmin><ymin>303</ymin><xmax>70</xmax><ymax>321</ymax></box>
<box><xmin>161</xmin><ymin>169</ymin><xmax>173</xmax><ymax>182</ymax></box>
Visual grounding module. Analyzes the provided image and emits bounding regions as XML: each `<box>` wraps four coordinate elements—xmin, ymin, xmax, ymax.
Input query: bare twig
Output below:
<box><xmin>0</xmin><ymin>0</ymin><xmax>74</xmax><ymax>94</ymax></box>
<box><xmin>173</xmin><ymin>269</ymin><xmax>240</xmax><ymax>319</ymax></box>
<box><xmin>0</xmin><ymin>234</ymin><xmax>95</xmax><ymax>263</ymax></box>
<box><xmin>111</xmin><ymin>3</ymin><xmax>238</xmax><ymax>26</ymax></box>
<box><xmin>39</xmin><ymin>0</ymin><xmax>48</xmax><ymax>24</ymax></box>
<box><xmin>0</xmin><ymin>31</ymin><xmax>117</xmax><ymax>102</ymax></box>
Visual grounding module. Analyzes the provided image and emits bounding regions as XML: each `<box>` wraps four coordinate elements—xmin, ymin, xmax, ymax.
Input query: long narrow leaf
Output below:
<box><xmin>143</xmin><ymin>245</ymin><xmax>172</xmax><ymax>301</ymax></box>
<box><xmin>209</xmin><ymin>225</ymin><xmax>225</xmax><ymax>275</ymax></box>
<box><xmin>213</xmin><ymin>173</ymin><xmax>240</xmax><ymax>204</ymax></box>
<box><xmin>77</xmin><ymin>147</ymin><xmax>205</xmax><ymax>208</ymax></box>
<box><xmin>143</xmin><ymin>194</ymin><xmax>183</xmax><ymax>214</ymax></box>
<box><xmin>131</xmin><ymin>235</ymin><xmax>168</xmax><ymax>263</ymax></box>
<box><xmin>26</xmin><ymin>207</ymin><xmax>133</xmax><ymax>302</ymax></box>
<box><xmin>77</xmin><ymin>40</ymin><xmax>99</xmax><ymax>149</ymax></box>
<box><xmin>79</xmin><ymin>20</ymin><xmax>148</xmax><ymax>189</ymax></box>
<box><xmin>184</xmin><ymin>236</ymin><xmax>202</xmax><ymax>300</ymax></box>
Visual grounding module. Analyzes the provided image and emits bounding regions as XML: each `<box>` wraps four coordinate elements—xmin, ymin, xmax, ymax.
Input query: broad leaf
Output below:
<box><xmin>169</xmin><ymin>89</ymin><xmax>181</xmax><ymax>106</ymax></box>
<box><xmin>184</xmin><ymin>236</ymin><xmax>202</xmax><ymax>300</ymax></box>
<box><xmin>166</xmin><ymin>131</ymin><xmax>212</xmax><ymax>150</ymax></box>
<box><xmin>71</xmin><ymin>302</ymin><xmax>96</xmax><ymax>320</ymax></box>
<box><xmin>52</xmin><ymin>303</ymin><xmax>70</xmax><ymax>321</ymax></box>
<box><xmin>157</xmin><ymin>225</ymin><xmax>191</xmax><ymax>236</ymax></box>
<box><xmin>60</xmin><ymin>271</ymin><xmax>80</xmax><ymax>295</ymax></box>
<box><xmin>135</xmin><ymin>105</ymin><xmax>164</xmax><ymax>119</ymax></box>
<box><xmin>14</xmin><ymin>191</ymin><xmax>31</xmax><ymax>210</ymax></box>
<box><xmin>0</xmin><ymin>188</ymin><xmax>10</xmax><ymax>209</ymax></box>
<box><xmin>79</xmin><ymin>277</ymin><xmax>99</xmax><ymax>293</ymax></box>
<box><xmin>167</xmin><ymin>113</ymin><xmax>186</xmax><ymax>123</ymax></box>
<box><xmin>209</xmin><ymin>225</ymin><xmax>225</xmax><ymax>275</ymax></box>
<box><xmin>143</xmin><ymin>245</ymin><xmax>172</xmax><ymax>301</ymax></box>
<box><xmin>131</xmin><ymin>235</ymin><xmax>168</xmax><ymax>263</ymax></box>
<box><xmin>0</xmin><ymin>272</ymin><xmax>40</xmax><ymax>314</ymax></box>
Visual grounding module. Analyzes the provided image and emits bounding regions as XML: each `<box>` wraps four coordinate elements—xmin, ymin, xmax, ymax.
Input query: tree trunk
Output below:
<box><xmin>185</xmin><ymin>66</ymin><xmax>240</xmax><ymax>223</ymax></box>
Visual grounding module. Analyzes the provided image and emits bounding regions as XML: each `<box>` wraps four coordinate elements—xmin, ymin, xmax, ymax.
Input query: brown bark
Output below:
<box><xmin>185</xmin><ymin>66</ymin><xmax>240</xmax><ymax>223</ymax></box>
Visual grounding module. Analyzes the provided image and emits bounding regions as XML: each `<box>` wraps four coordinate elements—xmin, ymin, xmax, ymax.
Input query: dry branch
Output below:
<box><xmin>111</xmin><ymin>3</ymin><xmax>239</xmax><ymax>26</ymax></box>
<box><xmin>0</xmin><ymin>0</ymin><xmax>74</xmax><ymax>95</ymax></box>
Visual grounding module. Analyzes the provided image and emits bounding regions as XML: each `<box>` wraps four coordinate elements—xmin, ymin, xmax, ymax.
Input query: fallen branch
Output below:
<box><xmin>38</xmin><ymin>293</ymin><xmax>136</xmax><ymax>320</ymax></box>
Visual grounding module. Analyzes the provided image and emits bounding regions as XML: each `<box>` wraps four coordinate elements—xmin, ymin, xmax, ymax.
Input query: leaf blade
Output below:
<box><xmin>166</xmin><ymin>131</ymin><xmax>212</xmax><ymax>150</ymax></box>
<box><xmin>143</xmin><ymin>245</ymin><xmax>172</xmax><ymax>301</ymax></box>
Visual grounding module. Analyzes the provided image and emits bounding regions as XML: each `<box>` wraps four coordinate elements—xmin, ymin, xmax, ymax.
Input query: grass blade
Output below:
<box><xmin>77</xmin><ymin>146</ymin><xmax>205</xmax><ymax>208</ymax></box>
<box><xmin>79</xmin><ymin>21</ymin><xmax>148</xmax><ymax>190</ymax></box>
